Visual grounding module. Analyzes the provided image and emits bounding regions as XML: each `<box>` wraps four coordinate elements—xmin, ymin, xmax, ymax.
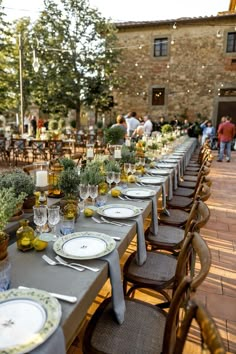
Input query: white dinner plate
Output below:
<box><xmin>122</xmin><ymin>188</ymin><xmax>156</xmax><ymax>199</ymax></box>
<box><xmin>97</xmin><ymin>204</ymin><xmax>142</xmax><ymax>219</ymax></box>
<box><xmin>53</xmin><ymin>232</ymin><xmax>116</xmax><ymax>260</ymax></box>
<box><xmin>148</xmin><ymin>168</ymin><xmax>171</xmax><ymax>176</ymax></box>
<box><xmin>138</xmin><ymin>176</ymin><xmax>165</xmax><ymax>185</ymax></box>
<box><xmin>0</xmin><ymin>288</ymin><xmax>61</xmax><ymax>354</ymax></box>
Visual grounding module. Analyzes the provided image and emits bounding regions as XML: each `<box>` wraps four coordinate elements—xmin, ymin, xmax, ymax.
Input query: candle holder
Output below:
<box><xmin>114</xmin><ymin>145</ymin><xmax>122</xmax><ymax>160</ymax></box>
<box><xmin>86</xmin><ymin>144</ymin><xmax>94</xmax><ymax>160</ymax></box>
<box><xmin>35</xmin><ymin>186</ymin><xmax>50</xmax><ymax>206</ymax></box>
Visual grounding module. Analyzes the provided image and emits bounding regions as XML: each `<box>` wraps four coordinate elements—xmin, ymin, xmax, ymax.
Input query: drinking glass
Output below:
<box><xmin>89</xmin><ymin>185</ymin><xmax>98</xmax><ymax>206</ymax></box>
<box><xmin>124</xmin><ymin>163</ymin><xmax>131</xmax><ymax>175</ymax></box>
<box><xmin>47</xmin><ymin>205</ymin><xmax>60</xmax><ymax>235</ymax></box>
<box><xmin>60</xmin><ymin>216</ymin><xmax>75</xmax><ymax>235</ymax></box>
<box><xmin>139</xmin><ymin>158</ymin><xmax>146</xmax><ymax>167</ymax></box>
<box><xmin>130</xmin><ymin>164</ymin><xmax>136</xmax><ymax>175</ymax></box>
<box><xmin>106</xmin><ymin>172</ymin><xmax>115</xmax><ymax>190</ymax></box>
<box><xmin>113</xmin><ymin>172</ymin><xmax>121</xmax><ymax>186</ymax></box>
<box><xmin>79</xmin><ymin>184</ymin><xmax>89</xmax><ymax>210</ymax></box>
<box><xmin>33</xmin><ymin>205</ymin><xmax>47</xmax><ymax>236</ymax></box>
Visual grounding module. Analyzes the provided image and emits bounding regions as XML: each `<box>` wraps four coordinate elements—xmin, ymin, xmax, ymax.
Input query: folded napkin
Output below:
<box><xmin>135</xmin><ymin>214</ymin><xmax>147</xmax><ymax>266</ymax></box>
<box><xmin>149</xmin><ymin>194</ymin><xmax>158</xmax><ymax>236</ymax></box>
<box><xmin>161</xmin><ymin>182</ymin><xmax>167</xmax><ymax>209</ymax></box>
<box><xmin>32</xmin><ymin>327</ymin><xmax>66</xmax><ymax>354</ymax></box>
<box><xmin>101</xmin><ymin>249</ymin><xmax>126</xmax><ymax>324</ymax></box>
<box><xmin>168</xmin><ymin>174</ymin><xmax>173</xmax><ymax>200</ymax></box>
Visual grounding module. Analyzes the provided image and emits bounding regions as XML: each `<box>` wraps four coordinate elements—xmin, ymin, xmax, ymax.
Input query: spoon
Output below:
<box><xmin>42</xmin><ymin>255</ymin><xmax>84</xmax><ymax>272</ymax></box>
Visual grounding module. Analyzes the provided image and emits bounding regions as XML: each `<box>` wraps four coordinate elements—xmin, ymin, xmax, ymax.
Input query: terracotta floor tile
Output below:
<box><xmin>204</xmin><ymin>220</ymin><xmax>229</xmax><ymax>232</ymax></box>
<box><xmin>227</xmin><ymin>320</ymin><xmax>236</xmax><ymax>353</ymax></box>
<box><xmin>217</xmin><ymin>231</ymin><xmax>236</xmax><ymax>241</ymax></box>
<box><xmin>222</xmin><ymin>277</ymin><xmax>236</xmax><ymax>296</ymax></box>
<box><xmin>206</xmin><ymin>293</ymin><xmax>236</xmax><ymax>322</ymax></box>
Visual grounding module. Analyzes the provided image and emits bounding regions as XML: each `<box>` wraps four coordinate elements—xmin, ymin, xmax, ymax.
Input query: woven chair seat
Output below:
<box><xmin>182</xmin><ymin>175</ymin><xmax>198</xmax><ymax>182</ymax></box>
<box><xmin>187</xmin><ymin>162</ymin><xmax>201</xmax><ymax>167</ymax></box>
<box><xmin>146</xmin><ymin>225</ymin><xmax>185</xmax><ymax>248</ymax></box>
<box><xmin>167</xmin><ymin>196</ymin><xmax>193</xmax><ymax>209</ymax></box>
<box><xmin>85</xmin><ymin>297</ymin><xmax>166</xmax><ymax>354</ymax></box>
<box><xmin>183</xmin><ymin>170</ymin><xmax>198</xmax><ymax>176</ymax></box>
<box><xmin>184</xmin><ymin>166</ymin><xmax>199</xmax><ymax>172</ymax></box>
<box><xmin>178</xmin><ymin>180</ymin><xmax>196</xmax><ymax>189</ymax></box>
<box><xmin>159</xmin><ymin>209</ymin><xmax>189</xmax><ymax>226</ymax></box>
<box><xmin>126</xmin><ymin>251</ymin><xmax>177</xmax><ymax>283</ymax></box>
<box><xmin>173</xmin><ymin>187</ymin><xmax>195</xmax><ymax>197</ymax></box>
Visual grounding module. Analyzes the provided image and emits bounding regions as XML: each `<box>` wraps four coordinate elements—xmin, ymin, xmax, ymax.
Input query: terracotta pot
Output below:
<box><xmin>0</xmin><ymin>232</ymin><xmax>9</xmax><ymax>261</ymax></box>
<box><xmin>23</xmin><ymin>195</ymin><xmax>36</xmax><ymax>213</ymax></box>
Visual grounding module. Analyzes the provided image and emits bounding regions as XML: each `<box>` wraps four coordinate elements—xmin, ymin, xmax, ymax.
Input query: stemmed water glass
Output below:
<box><xmin>113</xmin><ymin>172</ymin><xmax>121</xmax><ymax>187</ymax></box>
<box><xmin>106</xmin><ymin>171</ymin><xmax>115</xmax><ymax>191</ymax></box>
<box><xmin>33</xmin><ymin>205</ymin><xmax>47</xmax><ymax>237</ymax></box>
<box><xmin>79</xmin><ymin>184</ymin><xmax>89</xmax><ymax>210</ymax></box>
<box><xmin>124</xmin><ymin>163</ymin><xmax>131</xmax><ymax>175</ymax></box>
<box><xmin>130</xmin><ymin>164</ymin><xmax>136</xmax><ymax>175</ymax></box>
<box><xmin>47</xmin><ymin>205</ymin><xmax>60</xmax><ymax>236</ymax></box>
<box><xmin>88</xmin><ymin>185</ymin><xmax>98</xmax><ymax>206</ymax></box>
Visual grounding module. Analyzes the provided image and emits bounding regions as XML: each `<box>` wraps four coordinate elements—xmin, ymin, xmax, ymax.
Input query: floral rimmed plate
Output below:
<box><xmin>53</xmin><ymin>232</ymin><xmax>116</xmax><ymax>260</ymax></box>
<box><xmin>0</xmin><ymin>288</ymin><xmax>61</xmax><ymax>354</ymax></box>
<box><xmin>122</xmin><ymin>188</ymin><xmax>156</xmax><ymax>199</ymax></box>
<box><xmin>97</xmin><ymin>204</ymin><xmax>142</xmax><ymax>219</ymax></box>
<box><xmin>138</xmin><ymin>176</ymin><xmax>165</xmax><ymax>185</ymax></box>
<box><xmin>148</xmin><ymin>168</ymin><xmax>171</xmax><ymax>176</ymax></box>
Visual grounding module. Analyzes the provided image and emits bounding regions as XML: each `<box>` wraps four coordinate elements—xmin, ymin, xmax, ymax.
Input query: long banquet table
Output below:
<box><xmin>6</xmin><ymin>136</ymin><xmax>197</xmax><ymax>351</ymax></box>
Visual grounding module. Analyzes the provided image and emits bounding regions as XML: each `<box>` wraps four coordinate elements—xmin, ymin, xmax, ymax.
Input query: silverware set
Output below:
<box><xmin>42</xmin><ymin>254</ymin><xmax>99</xmax><ymax>272</ymax></box>
<box><xmin>92</xmin><ymin>216</ymin><xmax>132</xmax><ymax>228</ymax></box>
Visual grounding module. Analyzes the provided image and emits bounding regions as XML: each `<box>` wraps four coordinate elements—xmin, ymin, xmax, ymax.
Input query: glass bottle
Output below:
<box><xmin>16</xmin><ymin>219</ymin><xmax>36</xmax><ymax>252</ymax></box>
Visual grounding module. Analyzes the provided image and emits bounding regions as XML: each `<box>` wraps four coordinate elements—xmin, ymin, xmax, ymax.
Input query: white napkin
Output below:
<box><xmin>135</xmin><ymin>214</ymin><xmax>147</xmax><ymax>266</ymax></box>
<box><xmin>168</xmin><ymin>174</ymin><xmax>173</xmax><ymax>200</ymax></box>
<box><xmin>149</xmin><ymin>195</ymin><xmax>158</xmax><ymax>236</ymax></box>
<box><xmin>101</xmin><ymin>249</ymin><xmax>126</xmax><ymax>324</ymax></box>
<box><xmin>161</xmin><ymin>182</ymin><xmax>166</xmax><ymax>209</ymax></box>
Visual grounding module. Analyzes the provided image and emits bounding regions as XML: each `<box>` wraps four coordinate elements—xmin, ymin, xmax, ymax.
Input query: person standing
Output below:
<box><xmin>126</xmin><ymin>112</ymin><xmax>140</xmax><ymax>137</ymax></box>
<box><xmin>200</xmin><ymin>120</ymin><xmax>215</xmax><ymax>146</ymax></box>
<box><xmin>217</xmin><ymin>116</ymin><xmax>235</xmax><ymax>162</ymax></box>
<box><xmin>143</xmin><ymin>115</ymin><xmax>153</xmax><ymax>136</ymax></box>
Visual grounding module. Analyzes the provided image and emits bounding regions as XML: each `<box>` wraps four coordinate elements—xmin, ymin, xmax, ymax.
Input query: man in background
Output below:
<box><xmin>217</xmin><ymin>116</ymin><xmax>235</xmax><ymax>162</ymax></box>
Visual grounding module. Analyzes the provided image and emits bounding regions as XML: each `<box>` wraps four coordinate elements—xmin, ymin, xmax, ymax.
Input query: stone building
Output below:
<box><xmin>112</xmin><ymin>13</ymin><xmax>236</xmax><ymax>126</ymax></box>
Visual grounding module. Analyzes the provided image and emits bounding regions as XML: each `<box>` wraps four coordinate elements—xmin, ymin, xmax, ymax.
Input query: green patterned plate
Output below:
<box><xmin>0</xmin><ymin>288</ymin><xmax>61</xmax><ymax>354</ymax></box>
<box><xmin>53</xmin><ymin>231</ymin><xmax>116</xmax><ymax>260</ymax></box>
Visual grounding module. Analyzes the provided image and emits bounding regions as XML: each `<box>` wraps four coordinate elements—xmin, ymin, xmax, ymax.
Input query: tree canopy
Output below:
<box><xmin>0</xmin><ymin>0</ymin><xmax>123</xmax><ymax>127</ymax></box>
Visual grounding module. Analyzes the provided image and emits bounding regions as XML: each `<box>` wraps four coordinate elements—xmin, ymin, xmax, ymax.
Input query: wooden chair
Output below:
<box><xmin>83</xmin><ymin>274</ymin><xmax>210</xmax><ymax>354</ymax></box>
<box><xmin>146</xmin><ymin>198</ymin><xmax>210</xmax><ymax>254</ymax></box>
<box><xmin>0</xmin><ymin>137</ymin><xmax>10</xmax><ymax>164</ymax></box>
<box><xmin>173</xmin><ymin>297</ymin><xmax>226</xmax><ymax>354</ymax></box>
<box><xmin>11</xmin><ymin>139</ymin><xmax>29</xmax><ymax>165</ymax></box>
<box><xmin>31</xmin><ymin>140</ymin><xmax>48</xmax><ymax>161</ymax></box>
<box><xmin>123</xmin><ymin>231</ymin><xmax>211</xmax><ymax>305</ymax></box>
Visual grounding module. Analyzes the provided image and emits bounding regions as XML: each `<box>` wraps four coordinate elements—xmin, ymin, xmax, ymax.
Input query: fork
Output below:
<box><xmin>101</xmin><ymin>216</ymin><xmax>132</xmax><ymax>227</ymax></box>
<box><xmin>92</xmin><ymin>216</ymin><xmax>123</xmax><ymax>227</ymax></box>
<box><xmin>42</xmin><ymin>254</ymin><xmax>84</xmax><ymax>272</ymax></box>
<box><xmin>55</xmin><ymin>255</ymin><xmax>100</xmax><ymax>272</ymax></box>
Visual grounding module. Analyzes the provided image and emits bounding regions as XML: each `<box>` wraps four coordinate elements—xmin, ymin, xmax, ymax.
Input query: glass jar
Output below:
<box><xmin>16</xmin><ymin>219</ymin><xmax>35</xmax><ymax>252</ymax></box>
<box><xmin>48</xmin><ymin>161</ymin><xmax>63</xmax><ymax>197</ymax></box>
<box><xmin>0</xmin><ymin>256</ymin><xmax>11</xmax><ymax>292</ymax></box>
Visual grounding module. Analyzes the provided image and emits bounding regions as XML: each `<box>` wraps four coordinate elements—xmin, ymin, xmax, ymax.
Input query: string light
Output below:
<box><xmin>171</xmin><ymin>39</ymin><xmax>175</xmax><ymax>45</ymax></box>
<box><xmin>173</xmin><ymin>22</ymin><xmax>177</xmax><ymax>30</ymax></box>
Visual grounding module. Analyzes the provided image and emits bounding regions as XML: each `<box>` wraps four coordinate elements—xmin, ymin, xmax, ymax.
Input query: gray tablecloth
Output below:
<box><xmin>32</xmin><ymin>326</ymin><xmax>66</xmax><ymax>354</ymax></box>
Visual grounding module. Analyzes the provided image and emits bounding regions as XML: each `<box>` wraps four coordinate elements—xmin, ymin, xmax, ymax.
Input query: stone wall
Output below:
<box><xmin>112</xmin><ymin>15</ymin><xmax>236</xmax><ymax>126</ymax></box>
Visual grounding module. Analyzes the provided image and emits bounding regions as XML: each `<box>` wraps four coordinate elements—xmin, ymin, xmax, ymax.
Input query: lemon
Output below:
<box><xmin>32</xmin><ymin>237</ymin><xmax>48</xmax><ymax>251</ymax></box>
<box><xmin>128</xmin><ymin>175</ymin><xmax>136</xmax><ymax>183</ymax></box>
<box><xmin>20</xmin><ymin>237</ymin><xmax>31</xmax><ymax>247</ymax></box>
<box><xmin>84</xmin><ymin>208</ymin><xmax>94</xmax><ymax>217</ymax></box>
<box><xmin>111</xmin><ymin>189</ymin><xmax>121</xmax><ymax>198</ymax></box>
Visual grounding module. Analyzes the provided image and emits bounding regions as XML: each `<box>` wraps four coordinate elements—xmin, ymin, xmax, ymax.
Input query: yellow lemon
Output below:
<box><xmin>32</xmin><ymin>237</ymin><xmax>48</xmax><ymax>251</ymax></box>
<box><xmin>111</xmin><ymin>189</ymin><xmax>121</xmax><ymax>198</ymax></box>
<box><xmin>128</xmin><ymin>175</ymin><xmax>136</xmax><ymax>183</ymax></box>
<box><xmin>84</xmin><ymin>208</ymin><xmax>94</xmax><ymax>217</ymax></box>
<box><xmin>20</xmin><ymin>237</ymin><xmax>31</xmax><ymax>247</ymax></box>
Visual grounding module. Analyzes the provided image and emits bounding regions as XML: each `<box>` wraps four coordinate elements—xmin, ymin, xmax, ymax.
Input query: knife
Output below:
<box><xmin>18</xmin><ymin>286</ymin><xmax>77</xmax><ymax>303</ymax></box>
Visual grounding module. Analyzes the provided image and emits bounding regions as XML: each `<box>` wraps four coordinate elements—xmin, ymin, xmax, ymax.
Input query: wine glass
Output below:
<box><xmin>106</xmin><ymin>171</ymin><xmax>115</xmax><ymax>190</ymax></box>
<box><xmin>139</xmin><ymin>158</ymin><xmax>145</xmax><ymax>167</ymax></box>
<box><xmin>79</xmin><ymin>184</ymin><xmax>89</xmax><ymax>210</ymax></box>
<box><xmin>113</xmin><ymin>172</ymin><xmax>121</xmax><ymax>186</ymax></box>
<box><xmin>33</xmin><ymin>205</ymin><xmax>47</xmax><ymax>237</ymax></box>
<box><xmin>130</xmin><ymin>164</ymin><xmax>136</xmax><ymax>175</ymax></box>
<box><xmin>47</xmin><ymin>205</ymin><xmax>60</xmax><ymax>236</ymax></box>
<box><xmin>88</xmin><ymin>185</ymin><xmax>98</xmax><ymax>206</ymax></box>
<box><xmin>124</xmin><ymin>163</ymin><xmax>131</xmax><ymax>175</ymax></box>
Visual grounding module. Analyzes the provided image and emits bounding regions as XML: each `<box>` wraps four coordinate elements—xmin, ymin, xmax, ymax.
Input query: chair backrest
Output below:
<box><xmin>162</xmin><ymin>232</ymin><xmax>211</xmax><ymax>353</ymax></box>
<box><xmin>174</xmin><ymin>297</ymin><xmax>226</xmax><ymax>354</ymax></box>
<box><xmin>194</xmin><ymin>182</ymin><xmax>211</xmax><ymax>203</ymax></box>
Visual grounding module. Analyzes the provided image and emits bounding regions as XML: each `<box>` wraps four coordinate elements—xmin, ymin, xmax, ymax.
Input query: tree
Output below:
<box><xmin>31</xmin><ymin>0</ymin><xmax>122</xmax><ymax>128</ymax></box>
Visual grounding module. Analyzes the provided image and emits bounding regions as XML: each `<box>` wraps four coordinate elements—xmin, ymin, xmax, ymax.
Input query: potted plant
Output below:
<box><xmin>59</xmin><ymin>157</ymin><xmax>76</xmax><ymax>170</ymax></box>
<box><xmin>161</xmin><ymin>124</ymin><xmax>173</xmax><ymax>135</ymax></box>
<box><xmin>0</xmin><ymin>188</ymin><xmax>26</xmax><ymax>260</ymax></box>
<box><xmin>58</xmin><ymin>167</ymin><xmax>80</xmax><ymax>218</ymax></box>
<box><xmin>80</xmin><ymin>161</ymin><xmax>105</xmax><ymax>187</ymax></box>
<box><xmin>104</xmin><ymin>126</ymin><xmax>125</xmax><ymax>145</ymax></box>
<box><xmin>0</xmin><ymin>169</ymin><xmax>35</xmax><ymax>215</ymax></box>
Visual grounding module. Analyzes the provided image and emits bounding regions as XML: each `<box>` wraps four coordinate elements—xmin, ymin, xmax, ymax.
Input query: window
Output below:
<box><xmin>226</xmin><ymin>32</ymin><xmax>236</xmax><ymax>53</ymax></box>
<box><xmin>154</xmin><ymin>38</ymin><xmax>168</xmax><ymax>57</ymax></box>
<box><xmin>152</xmin><ymin>88</ymin><xmax>165</xmax><ymax>105</ymax></box>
